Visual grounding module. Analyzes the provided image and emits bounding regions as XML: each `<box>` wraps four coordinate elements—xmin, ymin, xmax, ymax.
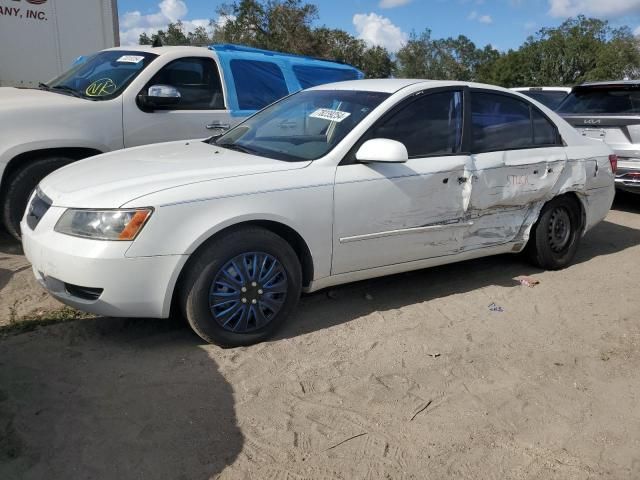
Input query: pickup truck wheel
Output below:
<box><xmin>180</xmin><ymin>227</ymin><xmax>302</xmax><ymax>347</ymax></box>
<box><xmin>1</xmin><ymin>156</ymin><xmax>74</xmax><ymax>240</ymax></box>
<box><xmin>526</xmin><ymin>196</ymin><xmax>582</xmax><ymax>270</ymax></box>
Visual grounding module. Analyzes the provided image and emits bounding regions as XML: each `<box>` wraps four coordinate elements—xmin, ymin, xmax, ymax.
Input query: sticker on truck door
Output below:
<box><xmin>85</xmin><ymin>78</ymin><xmax>117</xmax><ymax>97</ymax></box>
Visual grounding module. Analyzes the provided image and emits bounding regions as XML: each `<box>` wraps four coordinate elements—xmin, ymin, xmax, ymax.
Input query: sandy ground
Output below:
<box><xmin>1</xmin><ymin>195</ymin><xmax>640</xmax><ymax>479</ymax></box>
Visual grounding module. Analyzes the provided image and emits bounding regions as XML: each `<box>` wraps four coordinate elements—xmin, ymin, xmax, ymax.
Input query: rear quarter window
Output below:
<box><xmin>293</xmin><ymin>65</ymin><xmax>360</xmax><ymax>89</ymax></box>
<box><xmin>230</xmin><ymin>60</ymin><xmax>289</xmax><ymax>110</ymax></box>
<box><xmin>471</xmin><ymin>92</ymin><xmax>560</xmax><ymax>152</ymax></box>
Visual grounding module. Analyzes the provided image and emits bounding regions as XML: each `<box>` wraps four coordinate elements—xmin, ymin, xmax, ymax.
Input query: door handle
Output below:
<box><xmin>457</xmin><ymin>176</ymin><xmax>468</xmax><ymax>184</ymax></box>
<box><xmin>206</xmin><ymin>122</ymin><xmax>230</xmax><ymax>131</ymax></box>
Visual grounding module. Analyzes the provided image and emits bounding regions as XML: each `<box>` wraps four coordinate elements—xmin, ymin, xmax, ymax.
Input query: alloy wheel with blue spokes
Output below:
<box><xmin>209</xmin><ymin>252</ymin><xmax>288</xmax><ymax>333</ymax></box>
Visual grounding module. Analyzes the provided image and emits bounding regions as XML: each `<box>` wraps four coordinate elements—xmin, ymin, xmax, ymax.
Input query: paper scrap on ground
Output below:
<box><xmin>488</xmin><ymin>303</ymin><xmax>504</xmax><ymax>312</ymax></box>
<box><xmin>516</xmin><ymin>276</ymin><xmax>540</xmax><ymax>288</ymax></box>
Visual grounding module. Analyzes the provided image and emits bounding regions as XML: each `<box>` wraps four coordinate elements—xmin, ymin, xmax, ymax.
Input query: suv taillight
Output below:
<box><xmin>609</xmin><ymin>154</ymin><xmax>618</xmax><ymax>174</ymax></box>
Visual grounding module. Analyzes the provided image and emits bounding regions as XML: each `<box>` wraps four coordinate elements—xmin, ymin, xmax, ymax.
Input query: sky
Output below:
<box><xmin>117</xmin><ymin>0</ymin><xmax>640</xmax><ymax>52</ymax></box>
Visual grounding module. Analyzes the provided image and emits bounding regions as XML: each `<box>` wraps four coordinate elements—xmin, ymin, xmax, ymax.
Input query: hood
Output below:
<box><xmin>39</xmin><ymin>140</ymin><xmax>310</xmax><ymax>208</ymax></box>
<box><xmin>0</xmin><ymin>86</ymin><xmax>84</xmax><ymax>109</ymax></box>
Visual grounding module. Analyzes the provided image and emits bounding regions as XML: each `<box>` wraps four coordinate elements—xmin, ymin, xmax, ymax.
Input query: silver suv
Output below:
<box><xmin>557</xmin><ymin>81</ymin><xmax>640</xmax><ymax>193</ymax></box>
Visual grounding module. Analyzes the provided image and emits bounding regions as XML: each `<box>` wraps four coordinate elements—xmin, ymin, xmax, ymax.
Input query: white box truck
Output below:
<box><xmin>0</xmin><ymin>0</ymin><xmax>120</xmax><ymax>87</ymax></box>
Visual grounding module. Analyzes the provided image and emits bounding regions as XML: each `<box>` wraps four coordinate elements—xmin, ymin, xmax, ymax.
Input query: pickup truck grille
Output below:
<box><xmin>26</xmin><ymin>189</ymin><xmax>52</xmax><ymax>231</ymax></box>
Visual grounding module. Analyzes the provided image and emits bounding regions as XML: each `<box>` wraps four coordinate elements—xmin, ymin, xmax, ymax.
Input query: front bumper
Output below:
<box><xmin>615</xmin><ymin>158</ymin><xmax>640</xmax><ymax>193</ymax></box>
<box><xmin>21</xmin><ymin>206</ymin><xmax>187</xmax><ymax>318</ymax></box>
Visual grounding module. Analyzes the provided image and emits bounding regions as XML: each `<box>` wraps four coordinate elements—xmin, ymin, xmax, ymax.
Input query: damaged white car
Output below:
<box><xmin>22</xmin><ymin>79</ymin><xmax>616</xmax><ymax>346</ymax></box>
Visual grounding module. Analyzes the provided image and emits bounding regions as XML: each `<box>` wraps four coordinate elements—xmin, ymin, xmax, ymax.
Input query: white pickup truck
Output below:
<box><xmin>0</xmin><ymin>44</ymin><xmax>362</xmax><ymax>239</ymax></box>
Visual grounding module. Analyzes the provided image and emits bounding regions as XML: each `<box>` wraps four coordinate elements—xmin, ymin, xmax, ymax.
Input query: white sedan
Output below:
<box><xmin>21</xmin><ymin>79</ymin><xmax>616</xmax><ymax>346</ymax></box>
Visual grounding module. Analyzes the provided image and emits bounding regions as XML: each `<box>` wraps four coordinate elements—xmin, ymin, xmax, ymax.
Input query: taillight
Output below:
<box><xmin>609</xmin><ymin>154</ymin><xmax>618</xmax><ymax>174</ymax></box>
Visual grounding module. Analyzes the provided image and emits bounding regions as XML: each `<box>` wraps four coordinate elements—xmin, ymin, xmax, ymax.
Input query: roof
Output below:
<box><xmin>576</xmin><ymin>80</ymin><xmax>640</xmax><ymax>87</ymax></box>
<box><xmin>512</xmin><ymin>87</ymin><xmax>572</xmax><ymax>93</ymax></box>
<box><xmin>309</xmin><ymin>79</ymin><xmax>517</xmax><ymax>94</ymax></box>
<box><xmin>209</xmin><ymin>44</ymin><xmax>354</xmax><ymax>68</ymax></box>
<box><xmin>104</xmin><ymin>44</ymin><xmax>361</xmax><ymax>72</ymax></box>
<box><xmin>104</xmin><ymin>45</ymin><xmax>206</xmax><ymax>55</ymax></box>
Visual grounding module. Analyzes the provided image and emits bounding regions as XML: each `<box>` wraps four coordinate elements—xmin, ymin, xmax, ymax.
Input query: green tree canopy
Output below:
<box><xmin>140</xmin><ymin>10</ymin><xmax>640</xmax><ymax>86</ymax></box>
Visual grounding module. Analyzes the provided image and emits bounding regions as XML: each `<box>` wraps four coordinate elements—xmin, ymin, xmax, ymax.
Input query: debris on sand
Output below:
<box><xmin>516</xmin><ymin>276</ymin><xmax>540</xmax><ymax>288</ymax></box>
<box><xmin>488</xmin><ymin>303</ymin><xmax>504</xmax><ymax>313</ymax></box>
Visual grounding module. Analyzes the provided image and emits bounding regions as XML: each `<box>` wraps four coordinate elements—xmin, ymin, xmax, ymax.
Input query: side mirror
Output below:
<box><xmin>355</xmin><ymin>138</ymin><xmax>408</xmax><ymax>164</ymax></box>
<box><xmin>139</xmin><ymin>84</ymin><xmax>181</xmax><ymax>109</ymax></box>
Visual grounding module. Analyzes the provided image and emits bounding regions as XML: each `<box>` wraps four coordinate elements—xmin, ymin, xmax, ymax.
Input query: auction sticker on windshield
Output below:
<box><xmin>116</xmin><ymin>55</ymin><xmax>145</xmax><ymax>64</ymax></box>
<box><xmin>310</xmin><ymin>109</ymin><xmax>351</xmax><ymax>122</ymax></box>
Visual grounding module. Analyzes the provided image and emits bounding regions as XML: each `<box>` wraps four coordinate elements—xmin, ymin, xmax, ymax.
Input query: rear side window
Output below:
<box><xmin>230</xmin><ymin>60</ymin><xmax>289</xmax><ymax>110</ymax></box>
<box><xmin>472</xmin><ymin>92</ymin><xmax>559</xmax><ymax>152</ymax></box>
<box><xmin>370</xmin><ymin>91</ymin><xmax>463</xmax><ymax>157</ymax></box>
<box><xmin>558</xmin><ymin>87</ymin><xmax>640</xmax><ymax>115</ymax></box>
<box><xmin>147</xmin><ymin>57</ymin><xmax>224</xmax><ymax>110</ymax></box>
<box><xmin>293</xmin><ymin>65</ymin><xmax>359</xmax><ymax>89</ymax></box>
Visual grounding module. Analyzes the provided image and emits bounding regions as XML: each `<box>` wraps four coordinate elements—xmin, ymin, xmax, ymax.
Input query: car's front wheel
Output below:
<box><xmin>180</xmin><ymin>226</ymin><xmax>302</xmax><ymax>347</ymax></box>
<box><xmin>526</xmin><ymin>195</ymin><xmax>583</xmax><ymax>270</ymax></box>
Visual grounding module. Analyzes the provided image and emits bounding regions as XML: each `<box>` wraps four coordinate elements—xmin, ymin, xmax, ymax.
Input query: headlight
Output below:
<box><xmin>54</xmin><ymin>208</ymin><xmax>153</xmax><ymax>241</ymax></box>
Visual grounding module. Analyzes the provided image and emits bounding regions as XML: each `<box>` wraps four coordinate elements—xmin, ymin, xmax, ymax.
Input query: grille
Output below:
<box><xmin>26</xmin><ymin>189</ymin><xmax>52</xmax><ymax>231</ymax></box>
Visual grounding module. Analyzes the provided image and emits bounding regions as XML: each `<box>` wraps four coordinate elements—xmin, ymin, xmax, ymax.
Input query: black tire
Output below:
<box><xmin>1</xmin><ymin>156</ymin><xmax>74</xmax><ymax>240</ymax></box>
<box><xmin>526</xmin><ymin>195</ymin><xmax>583</xmax><ymax>270</ymax></box>
<box><xmin>180</xmin><ymin>226</ymin><xmax>302</xmax><ymax>347</ymax></box>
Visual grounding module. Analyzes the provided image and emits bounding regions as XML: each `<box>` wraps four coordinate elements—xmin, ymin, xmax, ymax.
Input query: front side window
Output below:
<box><xmin>557</xmin><ymin>86</ymin><xmax>640</xmax><ymax>115</ymax></box>
<box><xmin>146</xmin><ymin>57</ymin><xmax>224</xmax><ymax>110</ymax></box>
<box><xmin>46</xmin><ymin>50</ymin><xmax>157</xmax><ymax>101</ymax></box>
<box><xmin>215</xmin><ymin>90</ymin><xmax>390</xmax><ymax>162</ymax></box>
<box><xmin>370</xmin><ymin>91</ymin><xmax>463</xmax><ymax>157</ymax></box>
<box><xmin>230</xmin><ymin>60</ymin><xmax>289</xmax><ymax>110</ymax></box>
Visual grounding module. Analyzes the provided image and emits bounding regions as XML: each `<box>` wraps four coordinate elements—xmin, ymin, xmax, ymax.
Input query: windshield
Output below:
<box><xmin>557</xmin><ymin>86</ymin><xmax>640</xmax><ymax>115</ymax></box>
<box><xmin>214</xmin><ymin>90</ymin><xmax>391</xmax><ymax>162</ymax></box>
<box><xmin>520</xmin><ymin>90</ymin><xmax>568</xmax><ymax>110</ymax></box>
<box><xmin>44</xmin><ymin>50</ymin><xmax>158</xmax><ymax>100</ymax></box>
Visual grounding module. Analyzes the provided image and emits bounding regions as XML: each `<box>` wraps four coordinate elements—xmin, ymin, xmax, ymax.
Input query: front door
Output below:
<box><xmin>332</xmin><ymin>89</ymin><xmax>472</xmax><ymax>275</ymax></box>
<box><xmin>123</xmin><ymin>56</ymin><xmax>234</xmax><ymax>147</ymax></box>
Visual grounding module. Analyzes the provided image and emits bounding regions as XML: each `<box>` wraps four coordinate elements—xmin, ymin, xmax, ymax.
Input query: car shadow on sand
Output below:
<box><xmin>0</xmin><ymin>317</ymin><xmax>243</xmax><ymax>480</ymax></box>
<box><xmin>277</xmin><ymin>208</ymin><xmax>640</xmax><ymax>341</ymax></box>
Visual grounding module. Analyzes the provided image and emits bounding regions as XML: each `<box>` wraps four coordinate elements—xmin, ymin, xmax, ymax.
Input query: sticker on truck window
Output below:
<box><xmin>85</xmin><ymin>78</ymin><xmax>117</xmax><ymax>97</ymax></box>
<box><xmin>116</xmin><ymin>55</ymin><xmax>145</xmax><ymax>64</ymax></box>
<box><xmin>309</xmin><ymin>109</ymin><xmax>351</xmax><ymax>122</ymax></box>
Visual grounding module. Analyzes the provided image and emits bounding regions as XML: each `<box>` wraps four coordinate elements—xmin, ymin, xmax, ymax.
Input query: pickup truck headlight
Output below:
<box><xmin>54</xmin><ymin>208</ymin><xmax>153</xmax><ymax>241</ymax></box>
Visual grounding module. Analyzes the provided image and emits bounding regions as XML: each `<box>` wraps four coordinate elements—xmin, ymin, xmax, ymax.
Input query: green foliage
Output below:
<box><xmin>140</xmin><ymin>8</ymin><xmax>640</xmax><ymax>86</ymax></box>
<box><xmin>481</xmin><ymin>16</ymin><xmax>640</xmax><ymax>87</ymax></box>
<box><xmin>395</xmin><ymin>30</ymin><xmax>501</xmax><ymax>81</ymax></box>
<box><xmin>138</xmin><ymin>0</ymin><xmax>393</xmax><ymax>78</ymax></box>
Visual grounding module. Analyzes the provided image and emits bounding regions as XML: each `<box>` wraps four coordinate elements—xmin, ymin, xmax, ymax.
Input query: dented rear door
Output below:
<box><xmin>464</xmin><ymin>90</ymin><xmax>567</xmax><ymax>250</ymax></box>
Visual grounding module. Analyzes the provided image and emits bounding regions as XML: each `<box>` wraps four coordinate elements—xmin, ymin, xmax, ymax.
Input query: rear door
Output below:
<box><xmin>466</xmin><ymin>90</ymin><xmax>567</xmax><ymax>250</ymax></box>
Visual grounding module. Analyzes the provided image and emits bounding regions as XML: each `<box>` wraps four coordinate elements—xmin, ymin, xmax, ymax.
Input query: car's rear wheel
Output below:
<box><xmin>526</xmin><ymin>195</ymin><xmax>583</xmax><ymax>270</ymax></box>
<box><xmin>1</xmin><ymin>156</ymin><xmax>74</xmax><ymax>240</ymax></box>
<box><xmin>180</xmin><ymin>226</ymin><xmax>302</xmax><ymax>347</ymax></box>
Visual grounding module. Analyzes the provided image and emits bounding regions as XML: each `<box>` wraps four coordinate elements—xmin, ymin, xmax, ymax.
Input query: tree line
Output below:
<box><xmin>139</xmin><ymin>0</ymin><xmax>640</xmax><ymax>86</ymax></box>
